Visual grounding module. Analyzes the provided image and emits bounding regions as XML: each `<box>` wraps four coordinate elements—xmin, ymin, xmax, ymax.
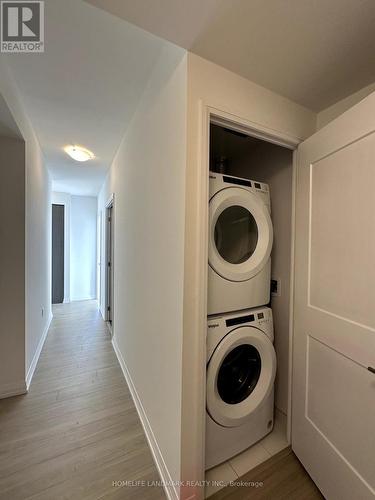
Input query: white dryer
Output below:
<box><xmin>208</xmin><ymin>172</ymin><xmax>273</xmax><ymax>315</ymax></box>
<box><xmin>206</xmin><ymin>307</ymin><xmax>276</xmax><ymax>470</ymax></box>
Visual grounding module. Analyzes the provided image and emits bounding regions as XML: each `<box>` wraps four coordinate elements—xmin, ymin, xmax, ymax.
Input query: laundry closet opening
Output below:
<box><xmin>205</xmin><ymin>122</ymin><xmax>294</xmax><ymax>493</ymax></box>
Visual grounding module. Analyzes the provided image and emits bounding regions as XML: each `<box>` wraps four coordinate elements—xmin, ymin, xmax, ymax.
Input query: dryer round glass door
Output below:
<box><xmin>209</xmin><ymin>187</ymin><xmax>273</xmax><ymax>282</ymax></box>
<box><xmin>206</xmin><ymin>326</ymin><xmax>276</xmax><ymax>428</ymax></box>
<box><xmin>214</xmin><ymin>206</ymin><xmax>258</xmax><ymax>264</ymax></box>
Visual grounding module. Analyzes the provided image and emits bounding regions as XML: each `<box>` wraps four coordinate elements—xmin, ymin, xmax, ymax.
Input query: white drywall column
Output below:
<box><xmin>98</xmin><ymin>45</ymin><xmax>187</xmax><ymax>499</ymax></box>
<box><xmin>0</xmin><ymin>60</ymin><xmax>52</xmax><ymax>394</ymax></box>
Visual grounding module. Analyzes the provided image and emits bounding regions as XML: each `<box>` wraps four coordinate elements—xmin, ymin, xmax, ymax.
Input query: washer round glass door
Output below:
<box><xmin>217</xmin><ymin>344</ymin><xmax>261</xmax><ymax>404</ymax></box>
<box><xmin>206</xmin><ymin>327</ymin><xmax>276</xmax><ymax>428</ymax></box>
<box><xmin>209</xmin><ymin>187</ymin><xmax>273</xmax><ymax>282</ymax></box>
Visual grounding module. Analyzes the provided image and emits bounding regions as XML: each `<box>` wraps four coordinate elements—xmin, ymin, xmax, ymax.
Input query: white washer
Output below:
<box><xmin>206</xmin><ymin>307</ymin><xmax>276</xmax><ymax>470</ymax></box>
<box><xmin>208</xmin><ymin>172</ymin><xmax>273</xmax><ymax>315</ymax></box>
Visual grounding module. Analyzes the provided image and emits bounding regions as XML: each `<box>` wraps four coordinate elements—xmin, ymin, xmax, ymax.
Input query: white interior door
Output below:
<box><xmin>293</xmin><ymin>92</ymin><xmax>375</xmax><ymax>499</ymax></box>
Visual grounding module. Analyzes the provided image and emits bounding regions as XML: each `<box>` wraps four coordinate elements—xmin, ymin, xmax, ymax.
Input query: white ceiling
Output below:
<box><xmin>86</xmin><ymin>0</ymin><xmax>375</xmax><ymax>111</ymax></box>
<box><xmin>3</xmin><ymin>0</ymin><xmax>374</xmax><ymax>197</ymax></box>
<box><xmin>2</xmin><ymin>0</ymin><xmax>167</xmax><ymax>195</ymax></box>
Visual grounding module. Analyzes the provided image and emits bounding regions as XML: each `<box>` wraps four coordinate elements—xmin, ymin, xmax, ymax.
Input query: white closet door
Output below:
<box><xmin>293</xmin><ymin>92</ymin><xmax>375</xmax><ymax>499</ymax></box>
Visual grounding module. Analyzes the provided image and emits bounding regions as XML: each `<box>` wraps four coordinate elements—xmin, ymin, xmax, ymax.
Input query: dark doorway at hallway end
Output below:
<box><xmin>52</xmin><ymin>204</ymin><xmax>64</xmax><ymax>304</ymax></box>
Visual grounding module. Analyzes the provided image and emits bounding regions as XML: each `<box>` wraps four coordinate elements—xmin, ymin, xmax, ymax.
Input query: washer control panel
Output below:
<box><xmin>207</xmin><ymin>306</ymin><xmax>274</xmax><ymax>361</ymax></box>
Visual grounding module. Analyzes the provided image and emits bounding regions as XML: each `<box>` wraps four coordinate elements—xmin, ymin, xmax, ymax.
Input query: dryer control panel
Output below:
<box><xmin>209</xmin><ymin>172</ymin><xmax>271</xmax><ymax>212</ymax></box>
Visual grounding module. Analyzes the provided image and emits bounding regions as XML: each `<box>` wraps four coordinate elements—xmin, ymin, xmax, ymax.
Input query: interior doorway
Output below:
<box><xmin>97</xmin><ymin>211</ymin><xmax>102</xmax><ymax>307</ymax></box>
<box><xmin>52</xmin><ymin>204</ymin><xmax>65</xmax><ymax>304</ymax></box>
<box><xmin>105</xmin><ymin>198</ymin><xmax>114</xmax><ymax>331</ymax></box>
<box><xmin>205</xmin><ymin>120</ymin><xmax>294</xmax><ymax>484</ymax></box>
<box><xmin>182</xmin><ymin>105</ymin><xmax>302</xmax><ymax>497</ymax></box>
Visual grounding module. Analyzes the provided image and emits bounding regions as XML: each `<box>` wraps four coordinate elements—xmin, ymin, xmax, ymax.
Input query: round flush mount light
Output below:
<box><xmin>64</xmin><ymin>145</ymin><xmax>95</xmax><ymax>162</ymax></box>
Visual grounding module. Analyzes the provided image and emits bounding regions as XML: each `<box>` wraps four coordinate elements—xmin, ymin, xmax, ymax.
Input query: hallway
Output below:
<box><xmin>0</xmin><ymin>301</ymin><xmax>165</xmax><ymax>500</ymax></box>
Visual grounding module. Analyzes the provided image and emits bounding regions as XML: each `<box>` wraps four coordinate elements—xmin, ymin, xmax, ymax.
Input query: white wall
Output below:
<box><xmin>52</xmin><ymin>192</ymin><xmax>97</xmax><ymax>303</ymax></box>
<box><xmin>98</xmin><ymin>44</ymin><xmax>187</xmax><ymax>498</ymax></box>
<box><xmin>25</xmin><ymin>127</ymin><xmax>52</xmax><ymax>386</ymax></box>
<box><xmin>182</xmin><ymin>53</ymin><xmax>317</xmax><ymax>498</ymax></box>
<box><xmin>70</xmin><ymin>196</ymin><xmax>97</xmax><ymax>301</ymax></box>
<box><xmin>317</xmin><ymin>83</ymin><xmax>375</xmax><ymax>130</ymax></box>
<box><xmin>0</xmin><ymin>136</ymin><xmax>26</xmax><ymax>397</ymax></box>
<box><xmin>0</xmin><ymin>60</ymin><xmax>52</xmax><ymax>394</ymax></box>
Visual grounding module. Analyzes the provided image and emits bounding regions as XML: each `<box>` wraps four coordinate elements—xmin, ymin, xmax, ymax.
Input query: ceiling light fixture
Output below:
<box><xmin>64</xmin><ymin>145</ymin><xmax>95</xmax><ymax>162</ymax></box>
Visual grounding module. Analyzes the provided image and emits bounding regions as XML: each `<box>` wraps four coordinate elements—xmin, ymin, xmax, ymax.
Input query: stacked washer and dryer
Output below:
<box><xmin>206</xmin><ymin>172</ymin><xmax>277</xmax><ymax>470</ymax></box>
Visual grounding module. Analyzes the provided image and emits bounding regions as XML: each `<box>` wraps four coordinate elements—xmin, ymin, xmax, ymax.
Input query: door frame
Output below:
<box><xmin>104</xmin><ymin>193</ymin><xmax>114</xmax><ymax>334</ymax></box>
<box><xmin>189</xmin><ymin>103</ymin><xmax>301</xmax><ymax>497</ymax></box>
<box><xmin>97</xmin><ymin>210</ymin><xmax>102</xmax><ymax>307</ymax></box>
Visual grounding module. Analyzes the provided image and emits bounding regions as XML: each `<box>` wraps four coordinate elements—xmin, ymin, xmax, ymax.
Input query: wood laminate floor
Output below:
<box><xmin>0</xmin><ymin>301</ymin><xmax>324</xmax><ymax>500</ymax></box>
<box><xmin>0</xmin><ymin>300</ymin><xmax>165</xmax><ymax>500</ymax></box>
<box><xmin>209</xmin><ymin>447</ymin><xmax>324</xmax><ymax>500</ymax></box>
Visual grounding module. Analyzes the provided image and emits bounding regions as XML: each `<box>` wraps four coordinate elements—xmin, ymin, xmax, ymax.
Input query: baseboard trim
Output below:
<box><xmin>26</xmin><ymin>312</ymin><xmax>53</xmax><ymax>390</ymax></box>
<box><xmin>111</xmin><ymin>336</ymin><xmax>179</xmax><ymax>500</ymax></box>
<box><xmin>0</xmin><ymin>380</ymin><xmax>27</xmax><ymax>399</ymax></box>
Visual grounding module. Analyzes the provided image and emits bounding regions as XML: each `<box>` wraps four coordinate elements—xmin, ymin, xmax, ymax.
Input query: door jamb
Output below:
<box><xmin>97</xmin><ymin>210</ymin><xmax>102</xmax><ymax>311</ymax></box>
<box><xmin>191</xmin><ymin>103</ymin><xmax>301</xmax><ymax>497</ymax></box>
<box><xmin>105</xmin><ymin>193</ymin><xmax>114</xmax><ymax>335</ymax></box>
